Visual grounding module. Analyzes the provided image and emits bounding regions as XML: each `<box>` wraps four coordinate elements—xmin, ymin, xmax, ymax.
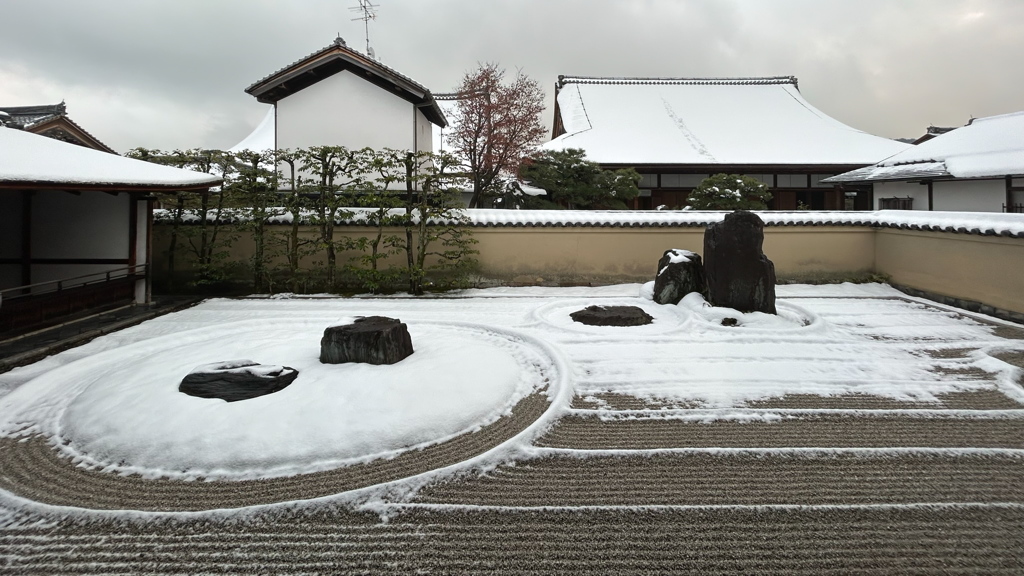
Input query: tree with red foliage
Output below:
<box><xmin>448</xmin><ymin>63</ymin><xmax>546</xmax><ymax>208</ymax></box>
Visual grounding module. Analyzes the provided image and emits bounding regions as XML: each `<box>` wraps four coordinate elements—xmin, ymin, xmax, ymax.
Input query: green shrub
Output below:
<box><xmin>686</xmin><ymin>174</ymin><xmax>772</xmax><ymax>210</ymax></box>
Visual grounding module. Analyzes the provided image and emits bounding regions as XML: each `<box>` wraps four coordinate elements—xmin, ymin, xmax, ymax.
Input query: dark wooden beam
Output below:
<box><xmin>21</xmin><ymin>190</ymin><xmax>31</xmax><ymax>286</ymax></box>
<box><xmin>0</xmin><ymin>182</ymin><xmax>219</xmax><ymax>192</ymax></box>
<box><xmin>0</xmin><ymin>258</ymin><xmax>131</xmax><ymax>265</ymax></box>
<box><xmin>128</xmin><ymin>195</ymin><xmax>138</xmax><ymax>268</ymax></box>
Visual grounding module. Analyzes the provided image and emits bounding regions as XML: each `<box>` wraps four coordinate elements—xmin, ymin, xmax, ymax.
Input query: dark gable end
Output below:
<box><xmin>0</xmin><ymin>102</ymin><xmax>117</xmax><ymax>154</ymax></box>
<box><xmin>245</xmin><ymin>37</ymin><xmax>447</xmax><ymax>128</ymax></box>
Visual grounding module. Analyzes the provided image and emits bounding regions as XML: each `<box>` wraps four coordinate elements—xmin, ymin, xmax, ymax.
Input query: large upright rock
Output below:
<box><xmin>703</xmin><ymin>211</ymin><xmax>777</xmax><ymax>314</ymax></box>
<box><xmin>320</xmin><ymin>316</ymin><xmax>414</xmax><ymax>365</ymax></box>
<box><xmin>652</xmin><ymin>249</ymin><xmax>706</xmax><ymax>305</ymax></box>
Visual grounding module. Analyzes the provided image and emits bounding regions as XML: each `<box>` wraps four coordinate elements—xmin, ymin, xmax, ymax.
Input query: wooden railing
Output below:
<box><xmin>0</xmin><ymin>265</ymin><xmax>146</xmax><ymax>335</ymax></box>
<box><xmin>1003</xmin><ymin>203</ymin><xmax>1024</xmax><ymax>214</ymax></box>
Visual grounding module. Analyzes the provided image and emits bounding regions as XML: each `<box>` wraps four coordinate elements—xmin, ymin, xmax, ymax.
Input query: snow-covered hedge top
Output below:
<box><xmin>0</xmin><ymin>127</ymin><xmax>222</xmax><ymax>189</ymax></box>
<box><xmin>155</xmin><ymin>208</ymin><xmax>1024</xmax><ymax>237</ymax></box>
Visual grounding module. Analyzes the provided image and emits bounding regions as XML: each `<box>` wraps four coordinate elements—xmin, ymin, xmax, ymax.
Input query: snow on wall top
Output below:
<box><xmin>458</xmin><ymin>209</ymin><xmax>1024</xmax><ymax>237</ymax></box>
<box><xmin>0</xmin><ymin>127</ymin><xmax>221</xmax><ymax>189</ymax></box>
<box><xmin>228</xmin><ymin>107</ymin><xmax>276</xmax><ymax>153</ymax></box>
<box><xmin>543</xmin><ymin>77</ymin><xmax>910</xmax><ymax>166</ymax></box>
<box><xmin>826</xmin><ymin>111</ymin><xmax>1024</xmax><ymax>182</ymax></box>
<box><xmin>160</xmin><ymin>207</ymin><xmax>1024</xmax><ymax>237</ymax></box>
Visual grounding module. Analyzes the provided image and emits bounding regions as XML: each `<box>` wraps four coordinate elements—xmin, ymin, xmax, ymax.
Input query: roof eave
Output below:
<box><xmin>0</xmin><ymin>179</ymin><xmax>222</xmax><ymax>192</ymax></box>
<box><xmin>245</xmin><ymin>43</ymin><xmax>446</xmax><ymax>127</ymax></box>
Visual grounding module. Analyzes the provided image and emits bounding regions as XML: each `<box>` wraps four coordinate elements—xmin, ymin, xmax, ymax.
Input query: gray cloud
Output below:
<box><xmin>1</xmin><ymin>0</ymin><xmax>1020</xmax><ymax>152</ymax></box>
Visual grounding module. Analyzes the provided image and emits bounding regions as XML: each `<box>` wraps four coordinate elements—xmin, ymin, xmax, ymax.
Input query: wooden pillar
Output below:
<box><xmin>128</xmin><ymin>193</ymin><xmax>138</xmax><ymax>268</ymax></box>
<box><xmin>1008</xmin><ymin>176</ymin><xmax>1014</xmax><ymax>212</ymax></box>
<box><xmin>20</xmin><ymin>190</ymin><xmax>31</xmax><ymax>288</ymax></box>
<box><xmin>927</xmin><ymin>181</ymin><xmax>934</xmax><ymax>211</ymax></box>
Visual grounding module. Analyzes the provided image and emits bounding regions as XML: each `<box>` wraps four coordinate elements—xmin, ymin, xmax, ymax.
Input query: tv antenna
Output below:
<box><xmin>350</xmin><ymin>0</ymin><xmax>379</xmax><ymax>58</ymax></box>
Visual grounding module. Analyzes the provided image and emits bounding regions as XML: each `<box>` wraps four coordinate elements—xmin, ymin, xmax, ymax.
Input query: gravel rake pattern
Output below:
<box><xmin>0</xmin><ymin>393</ymin><xmax>550</xmax><ymax>512</ymax></box>
<box><xmin>413</xmin><ymin>452</ymin><xmax>1024</xmax><ymax>507</ymax></box>
<box><xmin>1</xmin><ymin>507</ymin><xmax>1022</xmax><ymax>575</ymax></box>
<box><xmin>537</xmin><ymin>413</ymin><xmax>1024</xmax><ymax>449</ymax></box>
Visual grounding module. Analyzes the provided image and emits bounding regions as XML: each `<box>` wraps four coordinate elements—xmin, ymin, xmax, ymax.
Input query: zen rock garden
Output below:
<box><xmin>180</xmin><ymin>316</ymin><xmax>415</xmax><ymax>402</ymax></box>
<box><xmin>183</xmin><ymin>210</ymin><xmax>773</xmax><ymax>400</ymax></box>
<box><xmin>571</xmin><ymin>210</ymin><xmax>777</xmax><ymax>328</ymax></box>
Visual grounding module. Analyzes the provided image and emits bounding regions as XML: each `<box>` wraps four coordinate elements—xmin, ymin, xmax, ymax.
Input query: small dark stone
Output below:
<box><xmin>179</xmin><ymin>360</ymin><xmax>299</xmax><ymax>402</ymax></box>
<box><xmin>653</xmin><ymin>249</ymin><xmax>706</xmax><ymax>305</ymax></box>
<box><xmin>721</xmin><ymin>317</ymin><xmax>738</xmax><ymax>327</ymax></box>
<box><xmin>570</xmin><ymin>305</ymin><xmax>653</xmax><ymax>327</ymax></box>
<box><xmin>320</xmin><ymin>316</ymin><xmax>414</xmax><ymax>365</ymax></box>
<box><xmin>704</xmin><ymin>211</ymin><xmax>777</xmax><ymax>314</ymax></box>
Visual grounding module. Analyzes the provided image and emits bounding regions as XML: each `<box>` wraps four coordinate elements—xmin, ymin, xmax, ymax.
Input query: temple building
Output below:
<box><xmin>542</xmin><ymin>76</ymin><xmax>910</xmax><ymax>210</ymax></box>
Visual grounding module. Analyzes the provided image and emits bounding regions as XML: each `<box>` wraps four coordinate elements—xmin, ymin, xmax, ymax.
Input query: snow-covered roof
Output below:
<box><xmin>246</xmin><ymin>37</ymin><xmax>446</xmax><ymax>128</ymax></box>
<box><xmin>825</xmin><ymin>111</ymin><xmax>1024</xmax><ymax>183</ymax></box>
<box><xmin>228</xmin><ymin>107</ymin><xmax>276</xmax><ymax>153</ymax></box>
<box><xmin>543</xmin><ymin>76</ymin><xmax>910</xmax><ymax>166</ymax></box>
<box><xmin>0</xmin><ymin>127</ymin><xmax>221</xmax><ymax>190</ymax></box>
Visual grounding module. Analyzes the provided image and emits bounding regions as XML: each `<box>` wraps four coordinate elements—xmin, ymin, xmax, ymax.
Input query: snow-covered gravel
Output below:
<box><xmin>0</xmin><ymin>282</ymin><xmax>1021</xmax><ymax>501</ymax></box>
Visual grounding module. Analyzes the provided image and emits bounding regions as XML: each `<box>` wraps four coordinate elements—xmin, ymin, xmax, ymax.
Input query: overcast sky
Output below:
<box><xmin>1</xmin><ymin>0</ymin><xmax>1020</xmax><ymax>153</ymax></box>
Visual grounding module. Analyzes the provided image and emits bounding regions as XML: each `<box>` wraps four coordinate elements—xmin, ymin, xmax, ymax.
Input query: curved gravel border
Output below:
<box><xmin>0</xmin><ymin>392</ymin><xmax>550</xmax><ymax>512</ymax></box>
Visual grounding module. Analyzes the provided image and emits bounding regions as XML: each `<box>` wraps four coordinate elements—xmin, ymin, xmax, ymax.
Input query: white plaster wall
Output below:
<box><xmin>277</xmin><ymin>70</ymin><xmax>416</xmax><ymax>151</ymax></box>
<box><xmin>874</xmin><ymin>181</ymin><xmax>929</xmax><ymax>210</ymax></box>
<box><xmin>415</xmin><ymin>108</ymin><xmax>432</xmax><ymax>154</ymax></box>
<box><xmin>31</xmin><ymin>191</ymin><xmax>129</xmax><ymax>259</ymax></box>
<box><xmin>932</xmin><ymin>179</ymin><xmax>1005</xmax><ymax>212</ymax></box>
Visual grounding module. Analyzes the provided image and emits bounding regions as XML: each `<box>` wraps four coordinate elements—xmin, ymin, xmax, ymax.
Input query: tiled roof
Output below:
<box><xmin>245</xmin><ymin>37</ymin><xmax>446</xmax><ymax>127</ymax></box>
<box><xmin>0</xmin><ymin>102</ymin><xmax>116</xmax><ymax>154</ymax></box>
<box><xmin>557</xmin><ymin>76</ymin><xmax>799</xmax><ymax>88</ymax></box>
<box><xmin>821</xmin><ymin>161</ymin><xmax>951</xmax><ymax>183</ymax></box>
<box><xmin>0</xmin><ymin>102</ymin><xmax>67</xmax><ymax>128</ymax></box>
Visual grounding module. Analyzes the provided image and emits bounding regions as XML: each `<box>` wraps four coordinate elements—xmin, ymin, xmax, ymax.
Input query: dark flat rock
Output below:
<box><xmin>570</xmin><ymin>305</ymin><xmax>653</xmax><ymax>327</ymax></box>
<box><xmin>179</xmin><ymin>360</ymin><xmax>298</xmax><ymax>402</ymax></box>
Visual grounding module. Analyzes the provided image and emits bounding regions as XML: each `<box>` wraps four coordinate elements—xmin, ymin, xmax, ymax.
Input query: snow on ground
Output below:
<box><xmin>0</xmin><ymin>283</ymin><xmax>1021</xmax><ymax>486</ymax></box>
